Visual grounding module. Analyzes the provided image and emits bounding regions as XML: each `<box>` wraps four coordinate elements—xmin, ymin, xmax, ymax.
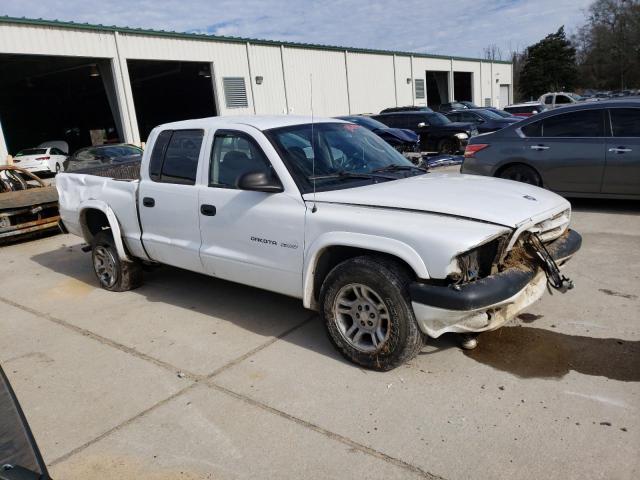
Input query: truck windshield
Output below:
<box><xmin>266</xmin><ymin>122</ymin><xmax>418</xmax><ymax>193</ymax></box>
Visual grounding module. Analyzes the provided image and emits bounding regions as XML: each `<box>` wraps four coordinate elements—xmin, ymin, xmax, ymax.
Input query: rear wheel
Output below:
<box><xmin>498</xmin><ymin>164</ymin><xmax>542</xmax><ymax>186</ymax></box>
<box><xmin>91</xmin><ymin>230</ymin><xmax>142</xmax><ymax>291</ymax></box>
<box><xmin>320</xmin><ymin>256</ymin><xmax>423</xmax><ymax>371</ymax></box>
<box><xmin>438</xmin><ymin>137</ymin><xmax>459</xmax><ymax>154</ymax></box>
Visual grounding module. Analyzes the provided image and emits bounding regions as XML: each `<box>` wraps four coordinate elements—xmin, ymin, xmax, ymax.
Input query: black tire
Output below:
<box><xmin>438</xmin><ymin>137</ymin><xmax>459</xmax><ymax>154</ymax></box>
<box><xmin>498</xmin><ymin>164</ymin><xmax>542</xmax><ymax>186</ymax></box>
<box><xmin>320</xmin><ymin>256</ymin><xmax>423</xmax><ymax>371</ymax></box>
<box><xmin>91</xmin><ymin>230</ymin><xmax>142</xmax><ymax>292</ymax></box>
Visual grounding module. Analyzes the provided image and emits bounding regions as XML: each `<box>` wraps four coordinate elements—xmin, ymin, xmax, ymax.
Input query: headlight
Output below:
<box><xmin>455</xmin><ymin>132</ymin><xmax>469</xmax><ymax>140</ymax></box>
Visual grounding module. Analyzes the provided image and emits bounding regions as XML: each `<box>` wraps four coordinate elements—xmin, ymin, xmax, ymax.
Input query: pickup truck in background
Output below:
<box><xmin>56</xmin><ymin>116</ymin><xmax>581</xmax><ymax>371</ymax></box>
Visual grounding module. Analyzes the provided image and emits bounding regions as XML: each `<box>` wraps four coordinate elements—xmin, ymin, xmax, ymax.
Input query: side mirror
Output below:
<box><xmin>238</xmin><ymin>171</ymin><xmax>283</xmax><ymax>193</ymax></box>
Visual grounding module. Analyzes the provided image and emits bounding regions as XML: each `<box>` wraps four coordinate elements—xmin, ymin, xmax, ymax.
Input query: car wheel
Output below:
<box><xmin>91</xmin><ymin>230</ymin><xmax>142</xmax><ymax>292</ymax></box>
<box><xmin>320</xmin><ymin>256</ymin><xmax>423</xmax><ymax>371</ymax></box>
<box><xmin>498</xmin><ymin>164</ymin><xmax>542</xmax><ymax>186</ymax></box>
<box><xmin>438</xmin><ymin>137</ymin><xmax>459</xmax><ymax>154</ymax></box>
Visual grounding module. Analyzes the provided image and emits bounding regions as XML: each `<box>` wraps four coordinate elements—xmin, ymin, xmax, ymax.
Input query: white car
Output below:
<box><xmin>538</xmin><ymin>92</ymin><xmax>581</xmax><ymax>109</ymax></box>
<box><xmin>56</xmin><ymin>115</ymin><xmax>581</xmax><ymax>370</ymax></box>
<box><xmin>12</xmin><ymin>147</ymin><xmax>67</xmax><ymax>174</ymax></box>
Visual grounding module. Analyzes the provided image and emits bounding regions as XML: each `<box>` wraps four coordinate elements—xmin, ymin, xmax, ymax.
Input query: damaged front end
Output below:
<box><xmin>410</xmin><ymin>222</ymin><xmax>581</xmax><ymax>338</ymax></box>
<box><xmin>0</xmin><ymin>166</ymin><xmax>61</xmax><ymax>243</ymax></box>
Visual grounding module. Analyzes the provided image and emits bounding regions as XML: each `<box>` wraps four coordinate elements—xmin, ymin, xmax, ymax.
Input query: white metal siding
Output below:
<box><xmin>394</xmin><ymin>56</ymin><xmax>413</xmax><ymax>107</ymax></box>
<box><xmin>346</xmin><ymin>52</ymin><xmax>395</xmax><ymax>114</ymax></box>
<box><xmin>247</xmin><ymin>44</ymin><xmax>288</xmax><ymax>114</ymax></box>
<box><xmin>282</xmin><ymin>47</ymin><xmax>349</xmax><ymax>116</ymax></box>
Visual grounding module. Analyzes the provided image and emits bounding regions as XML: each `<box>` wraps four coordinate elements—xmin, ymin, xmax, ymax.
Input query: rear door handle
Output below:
<box><xmin>142</xmin><ymin>197</ymin><xmax>155</xmax><ymax>207</ymax></box>
<box><xmin>608</xmin><ymin>147</ymin><xmax>632</xmax><ymax>153</ymax></box>
<box><xmin>530</xmin><ymin>145</ymin><xmax>549</xmax><ymax>151</ymax></box>
<box><xmin>200</xmin><ymin>204</ymin><xmax>217</xmax><ymax>216</ymax></box>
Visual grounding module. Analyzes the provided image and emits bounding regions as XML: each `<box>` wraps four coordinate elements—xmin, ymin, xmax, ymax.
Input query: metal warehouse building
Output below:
<box><xmin>0</xmin><ymin>16</ymin><xmax>513</xmax><ymax>161</ymax></box>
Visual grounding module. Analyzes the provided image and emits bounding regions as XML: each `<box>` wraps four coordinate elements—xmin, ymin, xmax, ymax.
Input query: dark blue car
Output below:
<box><xmin>445</xmin><ymin>108</ymin><xmax>521</xmax><ymax>133</ymax></box>
<box><xmin>335</xmin><ymin>115</ymin><xmax>419</xmax><ymax>153</ymax></box>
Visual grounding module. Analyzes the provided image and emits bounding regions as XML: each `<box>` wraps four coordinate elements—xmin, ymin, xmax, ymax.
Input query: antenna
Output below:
<box><xmin>310</xmin><ymin>73</ymin><xmax>317</xmax><ymax>213</ymax></box>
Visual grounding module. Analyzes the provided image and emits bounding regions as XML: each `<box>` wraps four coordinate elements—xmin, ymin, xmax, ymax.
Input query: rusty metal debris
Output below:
<box><xmin>0</xmin><ymin>166</ymin><xmax>60</xmax><ymax>243</ymax></box>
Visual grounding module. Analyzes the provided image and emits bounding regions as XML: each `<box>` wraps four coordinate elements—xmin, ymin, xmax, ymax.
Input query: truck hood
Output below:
<box><xmin>303</xmin><ymin>173</ymin><xmax>569</xmax><ymax>228</ymax></box>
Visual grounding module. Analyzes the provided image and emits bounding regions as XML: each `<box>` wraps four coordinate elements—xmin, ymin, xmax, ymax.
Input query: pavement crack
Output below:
<box><xmin>207</xmin><ymin>382</ymin><xmax>445</xmax><ymax>480</ymax></box>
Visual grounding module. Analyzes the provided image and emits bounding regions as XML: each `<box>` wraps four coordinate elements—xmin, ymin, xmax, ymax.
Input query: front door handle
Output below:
<box><xmin>142</xmin><ymin>197</ymin><xmax>155</xmax><ymax>207</ymax></box>
<box><xmin>200</xmin><ymin>204</ymin><xmax>217</xmax><ymax>216</ymax></box>
<box><xmin>608</xmin><ymin>147</ymin><xmax>632</xmax><ymax>153</ymax></box>
<box><xmin>530</xmin><ymin>145</ymin><xmax>550</xmax><ymax>151</ymax></box>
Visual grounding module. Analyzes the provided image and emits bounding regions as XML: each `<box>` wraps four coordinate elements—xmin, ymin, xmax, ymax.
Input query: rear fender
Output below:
<box><xmin>79</xmin><ymin>200</ymin><xmax>131</xmax><ymax>262</ymax></box>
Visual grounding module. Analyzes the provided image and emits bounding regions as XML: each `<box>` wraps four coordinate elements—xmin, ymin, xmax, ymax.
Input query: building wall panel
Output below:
<box><xmin>394</xmin><ymin>55</ymin><xmax>413</xmax><ymax>107</ymax></box>
<box><xmin>248</xmin><ymin>44</ymin><xmax>287</xmax><ymax>114</ymax></box>
<box><xmin>346</xmin><ymin>52</ymin><xmax>395</xmax><ymax>114</ymax></box>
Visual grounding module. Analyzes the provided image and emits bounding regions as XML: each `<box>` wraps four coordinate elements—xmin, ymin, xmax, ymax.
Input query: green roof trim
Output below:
<box><xmin>0</xmin><ymin>15</ymin><xmax>512</xmax><ymax>65</ymax></box>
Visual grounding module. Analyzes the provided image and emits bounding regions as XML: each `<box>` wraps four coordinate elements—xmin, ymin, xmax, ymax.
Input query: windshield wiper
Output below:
<box><xmin>372</xmin><ymin>164</ymin><xmax>428</xmax><ymax>173</ymax></box>
<box><xmin>309</xmin><ymin>170</ymin><xmax>395</xmax><ymax>181</ymax></box>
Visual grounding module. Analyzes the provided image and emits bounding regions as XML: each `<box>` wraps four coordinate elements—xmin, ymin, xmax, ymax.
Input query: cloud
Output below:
<box><xmin>0</xmin><ymin>0</ymin><xmax>593</xmax><ymax>58</ymax></box>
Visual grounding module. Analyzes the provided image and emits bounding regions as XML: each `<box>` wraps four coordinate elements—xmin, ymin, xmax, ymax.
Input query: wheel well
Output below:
<box><xmin>81</xmin><ymin>208</ymin><xmax>111</xmax><ymax>243</ymax></box>
<box><xmin>312</xmin><ymin>246</ymin><xmax>416</xmax><ymax>304</ymax></box>
<box><xmin>494</xmin><ymin>162</ymin><xmax>543</xmax><ymax>185</ymax></box>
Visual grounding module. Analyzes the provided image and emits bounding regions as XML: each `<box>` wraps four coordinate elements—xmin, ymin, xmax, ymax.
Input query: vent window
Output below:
<box><xmin>414</xmin><ymin>79</ymin><xmax>425</xmax><ymax>99</ymax></box>
<box><xmin>223</xmin><ymin>77</ymin><xmax>249</xmax><ymax>108</ymax></box>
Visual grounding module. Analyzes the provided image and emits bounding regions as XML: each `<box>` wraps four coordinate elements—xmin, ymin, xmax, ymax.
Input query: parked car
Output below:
<box><xmin>538</xmin><ymin>92</ymin><xmax>581</xmax><ymax>109</ymax></box>
<box><xmin>57</xmin><ymin>115</ymin><xmax>580</xmax><ymax>370</ymax></box>
<box><xmin>0</xmin><ymin>166</ymin><xmax>60</xmax><ymax>243</ymax></box>
<box><xmin>0</xmin><ymin>364</ymin><xmax>53</xmax><ymax>480</ymax></box>
<box><xmin>461</xmin><ymin>100</ymin><xmax>640</xmax><ymax>198</ymax></box>
<box><xmin>12</xmin><ymin>147</ymin><xmax>67</xmax><ymax>174</ymax></box>
<box><xmin>335</xmin><ymin>115</ymin><xmax>419</xmax><ymax>153</ymax></box>
<box><xmin>64</xmin><ymin>144</ymin><xmax>143</xmax><ymax>172</ymax></box>
<box><xmin>379</xmin><ymin>106</ymin><xmax>432</xmax><ymax>114</ymax></box>
<box><xmin>445</xmin><ymin>108</ymin><xmax>521</xmax><ymax>134</ymax></box>
<box><xmin>372</xmin><ymin>111</ymin><xmax>477</xmax><ymax>153</ymax></box>
<box><xmin>503</xmin><ymin>102</ymin><xmax>546</xmax><ymax>118</ymax></box>
<box><xmin>437</xmin><ymin>101</ymin><xmax>470</xmax><ymax>112</ymax></box>
<box><xmin>485</xmin><ymin>107</ymin><xmax>520</xmax><ymax>119</ymax></box>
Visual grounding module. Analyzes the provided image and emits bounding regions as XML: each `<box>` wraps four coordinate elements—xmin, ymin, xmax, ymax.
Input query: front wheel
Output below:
<box><xmin>91</xmin><ymin>231</ymin><xmax>142</xmax><ymax>291</ymax></box>
<box><xmin>438</xmin><ymin>137</ymin><xmax>459</xmax><ymax>154</ymax></box>
<box><xmin>320</xmin><ymin>256</ymin><xmax>424</xmax><ymax>371</ymax></box>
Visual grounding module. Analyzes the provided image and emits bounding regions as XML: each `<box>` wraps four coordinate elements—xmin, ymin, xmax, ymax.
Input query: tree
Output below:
<box><xmin>574</xmin><ymin>0</ymin><xmax>640</xmax><ymax>90</ymax></box>
<box><xmin>518</xmin><ymin>26</ymin><xmax>578</xmax><ymax>99</ymax></box>
<box><xmin>483</xmin><ymin>44</ymin><xmax>503</xmax><ymax>61</ymax></box>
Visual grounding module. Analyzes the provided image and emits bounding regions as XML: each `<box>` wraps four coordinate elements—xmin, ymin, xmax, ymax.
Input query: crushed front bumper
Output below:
<box><xmin>410</xmin><ymin>229</ymin><xmax>582</xmax><ymax>338</ymax></box>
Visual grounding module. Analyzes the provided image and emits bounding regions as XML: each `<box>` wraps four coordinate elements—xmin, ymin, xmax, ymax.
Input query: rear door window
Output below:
<box><xmin>521</xmin><ymin>121</ymin><xmax>542</xmax><ymax>137</ymax></box>
<box><xmin>159</xmin><ymin>130</ymin><xmax>204</xmax><ymax>185</ymax></box>
<box><xmin>149</xmin><ymin>130</ymin><xmax>173</xmax><ymax>181</ymax></box>
<box><xmin>609</xmin><ymin>108</ymin><xmax>640</xmax><ymax>137</ymax></box>
<box><xmin>542</xmin><ymin>110</ymin><xmax>604</xmax><ymax>137</ymax></box>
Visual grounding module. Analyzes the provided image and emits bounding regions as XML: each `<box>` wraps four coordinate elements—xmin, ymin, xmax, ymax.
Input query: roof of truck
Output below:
<box><xmin>156</xmin><ymin>115</ymin><xmax>343</xmax><ymax>132</ymax></box>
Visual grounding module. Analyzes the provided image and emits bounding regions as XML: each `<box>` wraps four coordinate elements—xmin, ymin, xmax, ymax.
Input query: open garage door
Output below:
<box><xmin>0</xmin><ymin>54</ymin><xmax>123</xmax><ymax>156</ymax></box>
<box><xmin>127</xmin><ymin>60</ymin><xmax>217</xmax><ymax>142</ymax></box>
<box><xmin>426</xmin><ymin>71</ymin><xmax>449</xmax><ymax>108</ymax></box>
<box><xmin>453</xmin><ymin>72</ymin><xmax>473</xmax><ymax>102</ymax></box>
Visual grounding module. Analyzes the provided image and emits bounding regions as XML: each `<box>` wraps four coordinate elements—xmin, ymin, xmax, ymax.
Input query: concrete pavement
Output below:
<box><xmin>0</xmin><ymin>198</ymin><xmax>638</xmax><ymax>479</ymax></box>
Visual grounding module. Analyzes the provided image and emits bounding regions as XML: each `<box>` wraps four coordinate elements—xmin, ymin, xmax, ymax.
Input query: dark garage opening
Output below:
<box><xmin>454</xmin><ymin>72</ymin><xmax>473</xmax><ymax>102</ymax></box>
<box><xmin>127</xmin><ymin>60</ymin><xmax>217</xmax><ymax>141</ymax></box>
<box><xmin>0</xmin><ymin>54</ymin><xmax>122</xmax><ymax>155</ymax></box>
<box><xmin>426</xmin><ymin>71</ymin><xmax>449</xmax><ymax>108</ymax></box>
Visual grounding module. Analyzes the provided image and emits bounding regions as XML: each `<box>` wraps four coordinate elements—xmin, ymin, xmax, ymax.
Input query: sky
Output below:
<box><xmin>0</xmin><ymin>0</ymin><xmax>594</xmax><ymax>58</ymax></box>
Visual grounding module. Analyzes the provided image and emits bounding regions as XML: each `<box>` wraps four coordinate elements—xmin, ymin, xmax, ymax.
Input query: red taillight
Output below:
<box><xmin>36</xmin><ymin>156</ymin><xmax>50</xmax><ymax>161</ymax></box>
<box><xmin>464</xmin><ymin>144</ymin><xmax>489</xmax><ymax>158</ymax></box>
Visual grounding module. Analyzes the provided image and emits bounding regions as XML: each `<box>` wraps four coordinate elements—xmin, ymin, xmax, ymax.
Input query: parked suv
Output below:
<box><xmin>461</xmin><ymin>100</ymin><xmax>640</xmax><ymax>198</ymax></box>
<box><xmin>373</xmin><ymin>111</ymin><xmax>477</xmax><ymax>153</ymax></box>
<box><xmin>445</xmin><ymin>108</ymin><xmax>520</xmax><ymax>133</ymax></box>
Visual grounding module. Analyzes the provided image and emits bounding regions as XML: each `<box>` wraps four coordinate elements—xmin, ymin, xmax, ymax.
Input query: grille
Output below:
<box><xmin>529</xmin><ymin>209</ymin><xmax>570</xmax><ymax>243</ymax></box>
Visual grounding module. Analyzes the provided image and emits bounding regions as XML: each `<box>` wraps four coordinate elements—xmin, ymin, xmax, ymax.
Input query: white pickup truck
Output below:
<box><xmin>56</xmin><ymin>116</ymin><xmax>581</xmax><ymax>370</ymax></box>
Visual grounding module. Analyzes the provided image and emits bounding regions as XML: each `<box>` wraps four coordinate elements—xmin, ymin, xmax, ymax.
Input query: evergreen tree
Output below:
<box><xmin>519</xmin><ymin>27</ymin><xmax>578</xmax><ymax>99</ymax></box>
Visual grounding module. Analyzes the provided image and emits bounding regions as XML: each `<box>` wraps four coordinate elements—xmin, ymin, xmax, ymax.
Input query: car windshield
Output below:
<box><xmin>266</xmin><ymin>122</ymin><xmax>418</xmax><ymax>193</ymax></box>
<box><xmin>427</xmin><ymin>113</ymin><xmax>451</xmax><ymax>125</ymax></box>
<box><xmin>15</xmin><ymin>148</ymin><xmax>47</xmax><ymax>157</ymax></box>
<box><xmin>340</xmin><ymin>116</ymin><xmax>389</xmax><ymax>130</ymax></box>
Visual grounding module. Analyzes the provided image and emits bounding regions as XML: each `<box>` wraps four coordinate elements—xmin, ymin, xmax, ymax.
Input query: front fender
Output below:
<box><xmin>302</xmin><ymin>232</ymin><xmax>429</xmax><ymax>309</ymax></box>
<box><xmin>79</xmin><ymin>200</ymin><xmax>131</xmax><ymax>262</ymax></box>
